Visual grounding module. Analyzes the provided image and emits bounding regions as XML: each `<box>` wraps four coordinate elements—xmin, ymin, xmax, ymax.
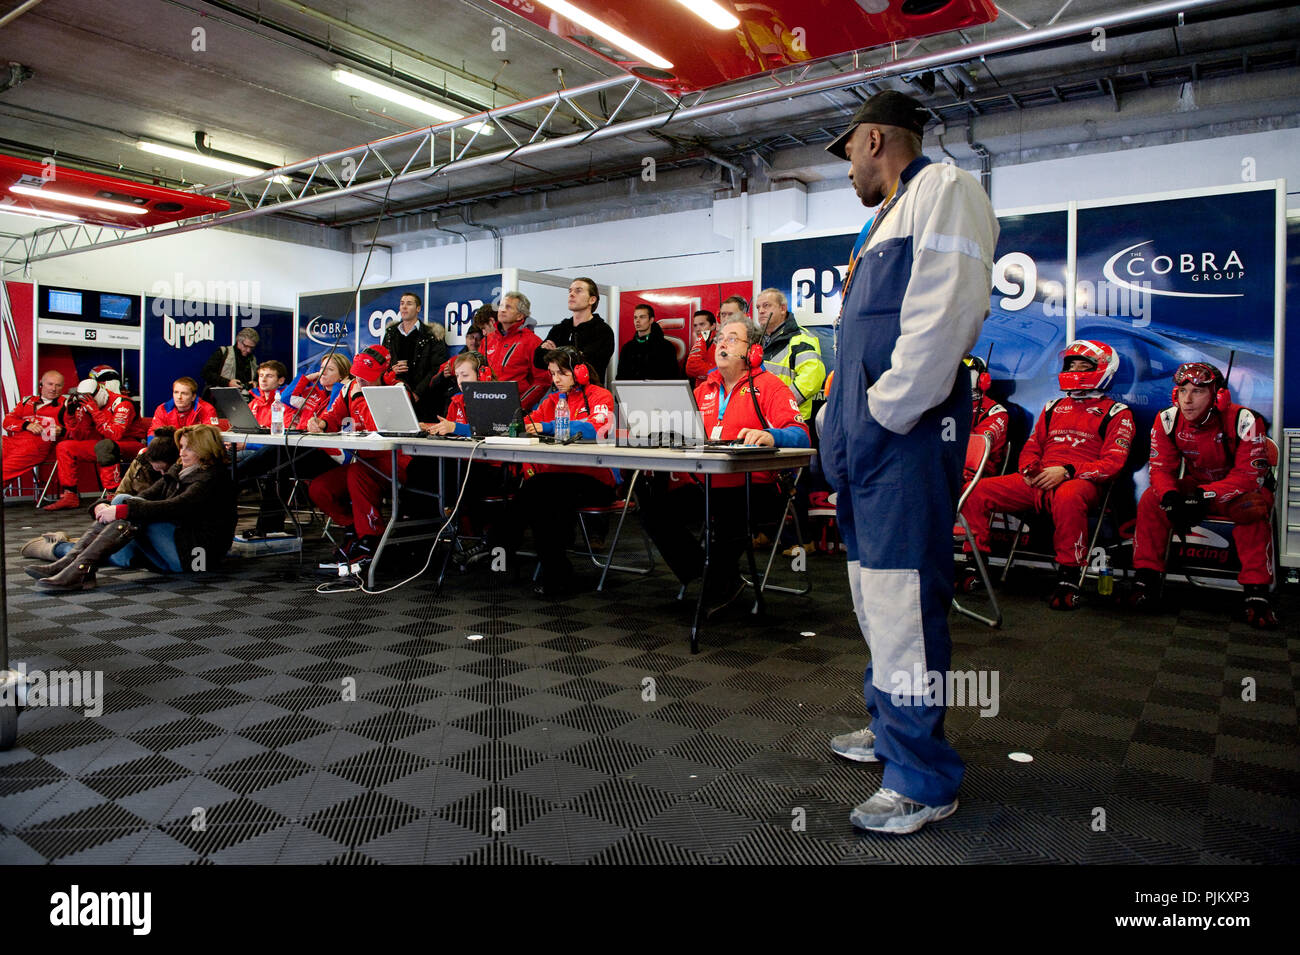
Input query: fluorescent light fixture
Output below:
<box><xmin>674</xmin><ymin>0</ymin><xmax>740</xmax><ymax>30</ymax></box>
<box><xmin>0</xmin><ymin>205</ymin><xmax>82</xmax><ymax>223</ymax></box>
<box><xmin>532</xmin><ymin>1</ymin><xmax>673</xmax><ymax>69</ymax></box>
<box><xmin>137</xmin><ymin>141</ymin><xmax>291</xmax><ymax>184</ymax></box>
<box><xmin>9</xmin><ymin>184</ymin><xmax>148</xmax><ymax>216</ymax></box>
<box><xmin>332</xmin><ymin>68</ymin><xmax>492</xmax><ymax>134</ymax></box>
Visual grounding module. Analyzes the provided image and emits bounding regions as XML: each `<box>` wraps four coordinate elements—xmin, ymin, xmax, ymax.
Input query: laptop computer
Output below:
<box><xmin>463</xmin><ymin>380</ymin><xmax>524</xmax><ymax>438</ymax></box>
<box><xmin>613</xmin><ymin>380</ymin><xmax>770</xmax><ymax>452</ymax></box>
<box><xmin>363</xmin><ymin>385</ymin><xmax>421</xmax><ymax>436</ymax></box>
<box><xmin>210</xmin><ymin>386</ymin><xmax>269</xmax><ymax>434</ymax></box>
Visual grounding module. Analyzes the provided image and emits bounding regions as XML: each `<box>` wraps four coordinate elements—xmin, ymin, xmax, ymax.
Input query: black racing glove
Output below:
<box><xmin>1160</xmin><ymin>488</ymin><xmax>1208</xmax><ymax>528</ymax></box>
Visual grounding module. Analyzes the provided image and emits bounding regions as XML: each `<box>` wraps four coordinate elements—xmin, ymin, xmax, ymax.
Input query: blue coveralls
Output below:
<box><xmin>822</xmin><ymin>156</ymin><xmax>979</xmax><ymax>807</ymax></box>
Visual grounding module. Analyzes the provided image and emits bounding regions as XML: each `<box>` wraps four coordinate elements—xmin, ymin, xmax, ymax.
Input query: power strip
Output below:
<box><xmin>483</xmin><ymin>436</ymin><xmax>541</xmax><ymax>445</ymax></box>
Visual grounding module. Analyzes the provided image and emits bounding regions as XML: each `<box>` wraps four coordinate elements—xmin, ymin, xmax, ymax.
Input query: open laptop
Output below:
<box><xmin>210</xmin><ymin>386</ymin><xmax>269</xmax><ymax>434</ymax></box>
<box><xmin>363</xmin><ymin>384</ymin><xmax>472</xmax><ymax>440</ymax></box>
<box><xmin>462</xmin><ymin>380</ymin><xmax>524</xmax><ymax>437</ymax></box>
<box><xmin>613</xmin><ymin>380</ymin><xmax>770</xmax><ymax>452</ymax></box>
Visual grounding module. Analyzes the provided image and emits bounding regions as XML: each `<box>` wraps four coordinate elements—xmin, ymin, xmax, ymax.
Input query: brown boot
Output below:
<box><xmin>20</xmin><ymin>531</ymin><xmax>70</xmax><ymax>561</ymax></box>
<box><xmin>26</xmin><ymin>521</ymin><xmax>109</xmax><ymax>580</ymax></box>
<box><xmin>36</xmin><ymin>521</ymin><xmax>135</xmax><ymax>591</ymax></box>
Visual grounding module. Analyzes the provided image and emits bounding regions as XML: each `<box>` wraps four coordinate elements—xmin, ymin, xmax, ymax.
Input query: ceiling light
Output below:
<box><xmin>137</xmin><ymin>141</ymin><xmax>291</xmax><ymax>184</ymax></box>
<box><xmin>0</xmin><ymin>204</ymin><xmax>83</xmax><ymax>224</ymax></box>
<box><xmin>532</xmin><ymin>1</ymin><xmax>673</xmax><ymax>69</ymax></box>
<box><xmin>332</xmin><ymin>68</ymin><xmax>492</xmax><ymax>134</ymax></box>
<box><xmin>674</xmin><ymin>0</ymin><xmax>740</xmax><ymax>30</ymax></box>
<box><xmin>9</xmin><ymin>184</ymin><xmax>148</xmax><ymax>216</ymax></box>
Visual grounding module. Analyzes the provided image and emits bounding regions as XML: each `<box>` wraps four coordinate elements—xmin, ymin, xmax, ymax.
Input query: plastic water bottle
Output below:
<box><xmin>1097</xmin><ymin>553</ymin><xmax>1113</xmax><ymax>596</ymax></box>
<box><xmin>554</xmin><ymin>393</ymin><xmax>570</xmax><ymax>442</ymax></box>
<box><xmin>270</xmin><ymin>390</ymin><xmax>285</xmax><ymax>436</ymax></box>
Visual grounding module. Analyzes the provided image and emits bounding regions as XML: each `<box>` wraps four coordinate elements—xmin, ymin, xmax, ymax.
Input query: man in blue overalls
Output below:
<box><xmin>821</xmin><ymin>91</ymin><xmax>999</xmax><ymax>834</ymax></box>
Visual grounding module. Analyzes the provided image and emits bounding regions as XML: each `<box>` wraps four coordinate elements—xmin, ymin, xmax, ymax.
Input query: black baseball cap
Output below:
<box><xmin>825</xmin><ymin>90</ymin><xmax>929</xmax><ymax>160</ymax></box>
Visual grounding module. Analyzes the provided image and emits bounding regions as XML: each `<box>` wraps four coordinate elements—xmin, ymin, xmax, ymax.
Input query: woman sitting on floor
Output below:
<box><xmin>23</xmin><ymin>424</ymin><xmax>236</xmax><ymax>590</ymax></box>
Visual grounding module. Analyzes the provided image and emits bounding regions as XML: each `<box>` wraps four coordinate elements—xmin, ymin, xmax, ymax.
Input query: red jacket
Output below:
<box><xmin>446</xmin><ymin>393</ymin><xmax>468</xmax><ymax>425</ymax></box>
<box><xmin>1019</xmin><ymin>395</ymin><xmax>1134</xmax><ymax>482</ymax></box>
<box><xmin>965</xmin><ymin>394</ymin><xmax>1009</xmax><ymax>480</ymax></box>
<box><xmin>684</xmin><ymin>331</ymin><xmax>718</xmax><ymax>385</ymax></box>
<box><xmin>484</xmin><ymin>322</ymin><xmax>550</xmax><ymax>411</ymax></box>
<box><xmin>1148</xmin><ymin>402</ymin><xmax>1268</xmax><ymax>504</ymax></box>
<box><xmin>3</xmin><ymin>394</ymin><xmax>64</xmax><ymax>436</ymax></box>
<box><xmin>696</xmin><ymin>368</ymin><xmax>808</xmax><ymax>488</ymax></box>
<box><xmin>285</xmin><ymin>376</ymin><xmax>337</xmax><ymax>429</ymax></box>
<box><xmin>527</xmin><ymin>385</ymin><xmax>616</xmax><ymax>485</ymax></box>
<box><xmin>149</xmin><ymin>398</ymin><xmax>220</xmax><ymax>436</ymax></box>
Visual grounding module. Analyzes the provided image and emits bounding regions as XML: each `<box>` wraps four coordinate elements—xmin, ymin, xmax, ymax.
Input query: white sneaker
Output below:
<box><xmin>829</xmin><ymin>725</ymin><xmax>878</xmax><ymax>763</ymax></box>
<box><xmin>850</xmin><ymin>787</ymin><xmax>958</xmax><ymax>834</ymax></box>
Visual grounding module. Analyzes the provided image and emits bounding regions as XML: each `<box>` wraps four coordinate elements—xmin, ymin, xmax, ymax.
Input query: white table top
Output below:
<box><xmin>222</xmin><ymin>430</ymin><xmax>814</xmax><ymax>473</ymax></box>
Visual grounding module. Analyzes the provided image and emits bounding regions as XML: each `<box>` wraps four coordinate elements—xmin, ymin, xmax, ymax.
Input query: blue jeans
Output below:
<box><xmin>103</xmin><ymin>494</ymin><xmax>185</xmax><ymax>573</ymax></box>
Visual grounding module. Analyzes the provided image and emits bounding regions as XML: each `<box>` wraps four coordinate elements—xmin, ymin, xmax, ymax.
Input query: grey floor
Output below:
<box><xmin>1</xmin><ymin>503</ymin><xmax>1297</xmax><ymax>864</ymax></box>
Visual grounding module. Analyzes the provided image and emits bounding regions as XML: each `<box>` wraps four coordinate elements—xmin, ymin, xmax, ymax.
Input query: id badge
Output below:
<box><xmin>710</xmin><ymin>425</ymin><xmax>723</xmax><ymax>441</ymax></box>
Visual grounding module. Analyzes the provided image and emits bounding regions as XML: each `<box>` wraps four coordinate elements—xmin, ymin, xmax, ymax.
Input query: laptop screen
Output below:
<box><xmin>462</xmin><ymin>381</ymin><xmax>523</xmax><ymax>437</ymax></box>
<box><xmin>613</xmin><ymin>380</ymin><xmax>706</xmax><ymax>447</ymax></box>
<box><xmin>209</xmin><ymin>387</ymin><xmax>265</xmax><ymax>432</ymax></box>
<box><xmin>362</xmin><ymin>385</ymin><xmax>421</xmax><ymax>434</ymax></box>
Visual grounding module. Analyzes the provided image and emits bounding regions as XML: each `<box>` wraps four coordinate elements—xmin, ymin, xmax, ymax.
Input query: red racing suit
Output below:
<box><xmin>307</xmin><ymin>379</ymin><xmax>411</xmax><ymax>537</ymax></box>
<box><xmin>149</xmin><ymin>398</ymin><xmax>220</xmax><ymax>436</ymax></box>
<box><xmin>2</xmin><ymin>394</ymin><xmax>65</xmax><ymax>481</ymax></box>
<box><xmin>961</xmin><ymin>394</ymin><xmax>1134</xmax><ymax>567</ymax></box>
<box><xmin>526</xmin><ymin>385</ymin><xmax>617</xmax><ymax>486</ymax></box>
<box><xmin>484</xmin><ymin>322</ymin><xmax>550</xmax><ymax>411</ymax></box>
<box><xmin>284</xmin><ymin>376</ymin><xmax>339</xmax><ymax>429</ymax></box>
<box><xmin>55</xmin><ymin>391</ymin><xmax>149</xmax><ymax>489</ymax></box>
<box><xmin>964</xmin><ymin>393</ymin><xmax>1009</xmax><ymax>483</ymax></box>
<box><xmin>683</xmin><ymin>331</ymin><xmax>718</xmax><ymax>385</ymax></box>
<box><xmin>695</xmin><ymin>368</ymin><xmax>808</xmax><ymax>489</ymax></box>
<box><xmin>1133</xmin><ymin>402</ymin><xmax>1274</xmax><ymax>585</ymax></box>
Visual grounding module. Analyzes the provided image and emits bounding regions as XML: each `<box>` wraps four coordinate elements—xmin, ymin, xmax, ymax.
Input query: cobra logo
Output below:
<box><xmin>1103</xmin><ymin>241</ymin><xmax>1244</xmax><ymax>299</ymax></box>
<box><xmin>306</xmin><ymin>316</ymin><xmax>348</xmax><ymax>346</ymax></box>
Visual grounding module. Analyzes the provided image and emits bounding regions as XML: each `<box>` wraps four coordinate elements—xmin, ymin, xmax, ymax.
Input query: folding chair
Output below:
<box><xmin>577</xmin><ymin>470</ymin><xmax>655</xmax><ymax>591</ymax></box>
<box><xmin>1000</xmin><ymin>481</ymin><xmax>1116</xmax><ymax>589</ymax></box>
<box><xmin>748</xmin><ymin>467</ymin><xmax>811</xmax><ymax>597</ymax></box>
<box><xmin>953</xmin><ymin>434</ymin><xmax>1002</xmax><ymax>627</ymax></box>
<box><xmin>34</xmin><ymin>464</ymin><xmax>59</xmax><ymax>508</ymax></box>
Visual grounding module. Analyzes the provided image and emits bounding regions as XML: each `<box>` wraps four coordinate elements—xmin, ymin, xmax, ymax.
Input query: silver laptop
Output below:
<box><xmin>614</xmin><ymin>380</ymin><xmax>774</xmax><ymax>452</ymax></box>
<box><xmin>362</xmin><ymin>385</ymin><xmax>421</xmax><ymax>435</ymax></box>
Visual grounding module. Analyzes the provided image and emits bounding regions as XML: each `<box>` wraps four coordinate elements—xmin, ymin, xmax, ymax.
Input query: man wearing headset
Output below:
<box><xmin>637</xmin><ymin>317</ymin><xmax>809</xmax><ymax>617</ymax></box>
<box><xmin>1129</xmin><ymin>361</ymin><xmax>1278</xmax><ymax>629</ymax></box>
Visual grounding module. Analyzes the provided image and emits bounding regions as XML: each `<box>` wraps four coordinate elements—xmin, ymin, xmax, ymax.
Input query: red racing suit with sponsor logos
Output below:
<box><xmin>54</xmin><ymin>391</ymin><xmax>149</xmax><ymax>488</ymax></box>
<box><xmin>484</xmin><ymin>322</ymin><xmax>550</xmax><ymax>411</ymax></box>
<box><xmin>1133</xmin><ymin>402</ymin><xmax>1274</xmax><ymax>584</ymax></box>
<box><xmin>307</xmin><ymin>379</ymin><xmax>411</xmax><ymax>537</ymax></box>
<box><xmin>2</xmin><ymin>394</ymin><xmax>65</xmax><ymax>481</ymax></box>
<box><xmin>961</xmin><ymin>395</ymin><xmax>1134</xmax><ymax>567</ymax></box>
<box><xmin>695</xmin><ymin>368</ymin><xmax>808</xmax><ymax>489</ymax></box>
<box><xmin>964</xmin><ymin>393</ymin><xmax>1008</xmax><ymax>483</ymax></box>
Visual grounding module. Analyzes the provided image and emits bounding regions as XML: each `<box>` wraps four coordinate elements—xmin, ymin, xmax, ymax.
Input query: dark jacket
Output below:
<box><xmin>202</xmin><ymin>345</ymin><xmax>257</xmax><ymax>397</ymax></box>
<box><xmin>122</xmin><ymin>461</ymin><xmax>236</xmax><ymax>571</ymax></box>
<box><xmin>533</xmin><ymin>314</ymin><xmax>615</xmax><ymax>385</ymax></box>
<box><xmin>381</xmin><ymin>321</ymin><xmax>447</xmax><ymax>399</ymax></box>
<box><xmin>616</xmin><ymin>322</ymin><xmax>682</xmax><ymax>381</ymax></box>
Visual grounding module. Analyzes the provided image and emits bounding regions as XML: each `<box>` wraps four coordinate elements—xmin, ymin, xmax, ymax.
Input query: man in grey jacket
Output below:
<box><xmin>821</xmin><ymin>90</ymin><xmax>999</xmax><ymax>834</ymax></box>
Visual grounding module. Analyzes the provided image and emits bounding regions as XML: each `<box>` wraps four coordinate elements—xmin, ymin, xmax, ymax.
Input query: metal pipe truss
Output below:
<box><xmin>3</xmin><ymin>0</ymin><xmax>1235</xmax><ymax>271</ymax></box>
